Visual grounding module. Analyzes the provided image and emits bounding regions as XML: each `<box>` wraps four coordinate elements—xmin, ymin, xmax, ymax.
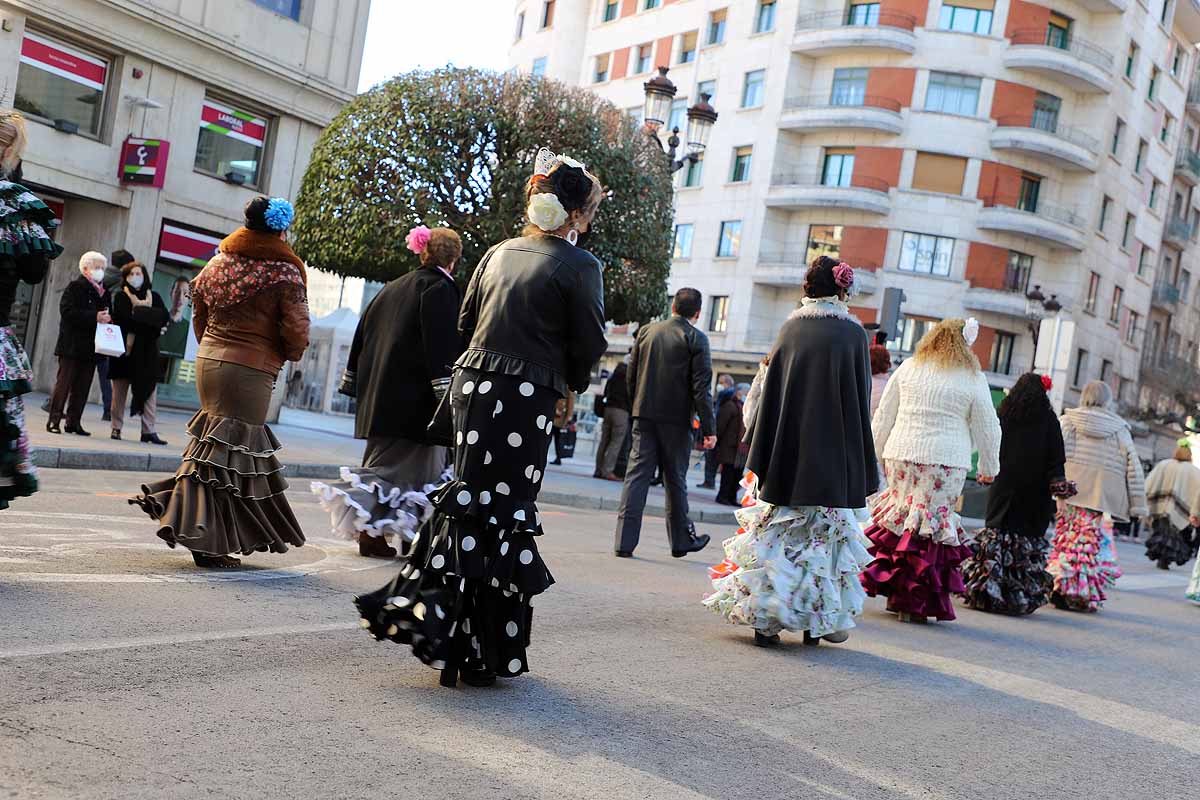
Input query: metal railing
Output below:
<box><xmin>784</xmin><ymin>94</ymin><xmax>903</xmax><ymax>113</ymax></box>
<box><xmin>757</xmin><ymin>252</ymin><xmax>883</xmax><ymax>270</ymax></box>
<box><xmin>1140</xmin><ymin>352</ymin><xmax>1200</xmax><ymax>391</ymax></box>
<box><xmin>1175</xmin><ymin>148</ymin><xmax>1200</xmax><ymax>176</ymax></box>
<box><xmin>1008</xmin><ymin>29</ymin><xmax>1115</xmax><ymax>72</ymax></box>
<box><xmin>771</xmin><ymin>170</ymin><xmax>890</xmax><ymax>193</ymax></box>
<box><xmin>979</xmin><ymin>194</ymin><xmax>1084</xmax><ymax>228</ymax></box>
<box><xmin>992</xmin><ymin>115</ymin><xmax>1100</xmax><ymax>153</ymax></box>
<box><xmin>1152</xmin><ymin>281</ymin><xmax>1181</xmax><ymax>306</ymax></box>
<box><xmin>1164</xmin><ymin>216</ymin><xmax>1196</xmax><ymax>243</ymax></box>
<box><xmin>795</xmin><ymin>9</ymin><xmax>917</xmax><ymax>32</ymax></box>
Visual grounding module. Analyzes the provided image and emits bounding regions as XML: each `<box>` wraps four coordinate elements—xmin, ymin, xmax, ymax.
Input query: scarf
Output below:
<box><xmin>788</xmin><ymin>296</ymin><xmax>860</xmax><ymax>324</ymax></box>
<box><xmin>192</xmin><ymin>227</ymin><xmax>307</xmax><ymax>310</ymax></box>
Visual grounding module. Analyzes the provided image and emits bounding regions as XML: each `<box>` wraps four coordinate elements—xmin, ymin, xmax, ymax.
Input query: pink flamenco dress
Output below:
<box><xmin>1046</xmin><ymin>506</ymin><xmax>1122</xmax><ymax>611</ymax></box>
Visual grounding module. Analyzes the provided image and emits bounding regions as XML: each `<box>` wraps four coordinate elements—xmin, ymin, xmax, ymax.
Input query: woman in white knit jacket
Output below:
<box><xmin>862</xmin><ymin>318</ymin><xmax>1002</xmax><ymax>623</ymax></box>
<box><xmin>1049</xmin><ymin>380</ymin><xmax>1147</xmax><ymax>611</ymax></box>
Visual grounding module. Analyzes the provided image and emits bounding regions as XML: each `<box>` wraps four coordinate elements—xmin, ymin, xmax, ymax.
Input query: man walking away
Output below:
<box><xmin>594</xmin><ymin>355</ymin><xmax>630</xmax><ymax>480</ymax></box>
<box><xmin>614</xmin><ymin>287</ymin><xmax>716</xmax><ymax>558</ymax></box>
<box><xmin>715</xmin><ymin>384</ymin><xmax>749</xmax><ymax>506</ymax></box>
<box><xmin>699</xmin><ymin>373</ymin><xmax>734</xmax><ymax>489</ymax></box>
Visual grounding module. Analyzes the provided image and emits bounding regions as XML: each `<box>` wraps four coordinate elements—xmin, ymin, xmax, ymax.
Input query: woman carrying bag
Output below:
<box><xmin>108</xmin><ymin>261</ymin><xmax>169</xmax><ymax>445</ymax></box>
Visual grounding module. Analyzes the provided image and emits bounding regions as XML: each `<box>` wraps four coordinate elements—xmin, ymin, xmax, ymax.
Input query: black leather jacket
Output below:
<box><xmin>458</xmin><ymin>235</ymin><xmax>607</xmax><ymax>396</ymax></box>
<box><xmin>627</xmin><ymin>315</ymin><xmax>715</xmax><ymax>435</ymax></box>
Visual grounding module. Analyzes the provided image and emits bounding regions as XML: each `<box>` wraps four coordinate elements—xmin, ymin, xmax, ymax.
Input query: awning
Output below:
<box><xmin>19</xmin><ymin>32</ymin><xmax>107</xmax><ymax>91</ymax></box>
<box><xmin>157</xmin><ymin>222</ymin><xmax>222</xmax><ymax>268</ymax></box>
<box><xmin>200</xmin><ymin>99</ymin><xmax>268</xmax><ymax>148</ymax></box>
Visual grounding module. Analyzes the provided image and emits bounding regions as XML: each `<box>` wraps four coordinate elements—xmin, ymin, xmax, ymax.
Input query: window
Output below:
<box><xmin>672</xmin><ymin>224</ymin><xmax>694</xmax><ymax>259</ymax></box>
<box><xmin>593</xmin><ymin>53</ymin><xmax>610</xmax><ymax>83</ymax></box>
<box><xmin>1126</xmin><ymin>42</ymin><xmax>1139</xmax><ymax>79</ymax></box>
<box><xmin>1073</xmin><ymin>349</ymin><xmax>1089</xmax><ymax>386</ymax></box>
<box><xmin>1162</xmin><ymin>114</ymin><xmax>1174</xmax><ymax>144</ymax></box>
<box><xmin>1150</xmin><ymin>179</ymin><xmax>1161</xmax><ymax>210</ymax></box>
<box><xmin>195</xmin><ymin>96</ymin><xmax>270</xmax><ymax>187</ymax></box>
<box><xmin>531</xmin><ymin>57</ymin><xmax>547</xmax><ymax>77</ymax></box>
<box><xmin>847</xmin><ymin>2</ymin><xmax>880</xmax><ymax>25</ymax></box>
<box><xmin>1084</xmin><ymin>271</ymin><xmax>1100</xmax><ymax>313</ymax></box>
<box><xmin>644</xmin><ymin>0</ymin><xmax>661</xmax><ymax>8</ymax></box>
<box><xmin>1126</xmin><ymin>310</ymin><xmax>1141</xmax><ymax>345</ymax></box>
<box><xmin>1122</xmin><ymin>213</ymin><xmax>1135</xmax><ymax>249</ymax></box>
<box><xmin>708</xmin><ymin>9</ymin><xmax>727</xmax><ymax>45</ymax></box>
<box><xmin>1111</xmin><ymin>118</ymin><xmax>1125</xmax><ymax>156</ymax></box>
<box><xmin>1109</xmin><ymin>286</ymin><xmax>1123</xmax><ymax>324</ymax></box>
<box><xmin>741</xmin><ymin>69</ymin><xmax>766</xmax><ymax>108</ymax></box>
<box><xmin>1135</xmin><ymin>139</ymin><xmax>1147</xmax><ymax>173</ymax></box>
<box><xmin>1005</xmin><ymin>251</ymin><xmax>1033</xmax><ymax>293</ymax></box>
<box><xmin>899</xmin><ymin>232</ymin><xmax>955</xmax><ymax>276</ymax></box>
<box><xmin>515</xmin><ymin>11</ymin><xmax>525</xmax><ymax>39</ymax></box>
<box><xmin>602</xmin><ymin>1</ymin><xmax>619</xmax><ymax>22</ymax></box>
<box><xmin>831</xmin><ymin>68</ymin><xmax>869</xmax><ymax>106</ymax></box>
<box><xmin>1172</xmin><ymin>43</ymin><xmax>1185</xmax><ymax>77</ymax></box>
<box><xmin>679</xmin><ymin>31</ymin><xmax>698</xmax><ymax>63</ymax></box>
<box><xmin>541</xmin><ymin>0</ymin><xmax>555</xmax><ymax>28</ymax></box>
<box><xmin>1100</xmin><ymin>359</ymin><xmax>1113</xmax><ymax>383</ymax></box>
<box><xmin>681</xmin><ymin>152</ymin><xmax>703</xmax><ymax>187</ymax></box>
<box><xmin>891</xmin><ymin>317</ymin><xmax>938</xmax><ymax>353</ymax></box>
<box><xmin>1138</xmin><ymin>245</ymin><xmax>1152</xmax><ymax>277</ymax></box>
<box><xmin>1098</xmin><ymin>195</ymin><xmax>1112</xmax><ymax>232</ymax></box>
<box><xmin>938</xmin><ymin>3</ymin><xmax>994</xmax><ymax>35</ymax></box>
<box><xmin>806</xmin><ymin>224</ymin><xmax>843</xmax><ymax>265</ymax></box>
<box><xmin>755</xmin><ymin>0</ymin><xmax>777</xmax><ymax>33</ymax></box>
<box><xmin>709</xmin><ymin>296</ymin><xmax>730</xmax><ymax>333</ymax></box>
<box><xmin>626</xmin><ymin>105</ymin><xmax>643</xmax><ymax>125</ymax></box>
<box><xmin>1161</xmin><ymin>0</ymin><xmax>1171</xmax><ymax>24</ymax></box>
<box><xmin>730</xmin><ymin>146</ymin><xmax>753</xmax><ymax>182</ymax></box>
<box><xmin>1046</xmin><ymin>12</ymin><xmax>1072</xmax><ymax>50</ymax></box>
<box><xmin>717</xmin><ymin>221</ymin><xmax>741</xmax><ymax>257</ymax></box>
<box><xmin>668</xmin><ymin>98</ymin><xmax>687</xmax><ymax>132</ymax></box>
<box><xmin>1017</xmin><ymin>174</ymin><xmax>1041</xmax><ymax>212</ymax></box>
<box><xmin>822</xmin><ymin>149</ymin><xmax>855</xmax><ymax>188</ymax></box>
<box><xmin>911</xmin><ymin>152</ymin><xmax>968</xmax><ymax>195</ymax></box>
<box><xmin>697</xmin><ymin>79</ymin><xmax>716</xmax><ymax>100</ymax></box>
<box><xmin>990</xmin><ymin>332</ymin><xmax>1015</xmax><ymax>375</ymax></box>
<box><xmin>925</xmin><ymin>72</ymin><xmax>981</xmax><ymax>116</ymax></box>
<box><xmin>636</xmin><ymin>44</ymin><xmax>653</xmax><ymax>74</ymax></box>
<box><xmin>1149</xmin><ymin>67</ymin><xmax>1160</xmax><ymax>102</ymax></box>
<box><xmin>1032</xmin><ymin>92</ymin><xmax>1061</xmax><ymax>132</ymax></box>
<box><xmin>250</xmin><ymin>0</ymin><xmax>300</xmax><ymax>19</ymax></box>
<box><xmin>14</xmin><ymin>32</ymin><xmax>109</xmax><ymax>138</ymax></box>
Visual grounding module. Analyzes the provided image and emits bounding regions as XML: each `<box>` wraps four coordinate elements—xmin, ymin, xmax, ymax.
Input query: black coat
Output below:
<box><xmin>109</xmin><ymin>287</ymin><xmax>169</xmax><ymax>415</ymax></box>
<box><xmin>55</xmin><ymin>275</ymin><xmax>111</xmax><ymax>360</ymax></box>
<box><xmin>627</xmin><ymin>315</ymin><xmax>716</xmax><ymax>435</ymax></box>
<box><xmin>715</xmin><ymin>394</ymin><xmax>745</xmax><ymax>465</ymax></box>
<box><xmin>349</xmin><ymin>266</ymin><xmax>463</xmax><ymax>442</ymax></box>
<box><xmin>746</xmin><ymin>305</ymin><xmax>878</xmax><ymax>508</ymax></box>
<box><xmin>985</xmin><ymin>402</ymin><xmax>1066</xmax><ymax>535</ymax></box>
<box><xmin>602</xmin><ymin>361</ymin><xmax>630</xmax><ymax>412</ymax></box>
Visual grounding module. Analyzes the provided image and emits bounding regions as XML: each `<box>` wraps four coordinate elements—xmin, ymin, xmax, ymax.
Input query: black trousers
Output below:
<box><xmin>717</xmin><ymin>462</ymin><xmax>740</xmax><ymax>504</ymax></box>
<box><xmin>49</xmin><ymin>356</ymin><xmax>96</xmax><ymax>427</ymax></box>
<box><xmin>614</xmin><ymin>418</ymin><xmax>693</xmax><ymax>553</ymax></box>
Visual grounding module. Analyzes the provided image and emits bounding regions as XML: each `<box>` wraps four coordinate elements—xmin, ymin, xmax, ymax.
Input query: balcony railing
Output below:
<box><xmin>978</xmin><ymin>194</ymin><xmax>1084</xmax><ymax>228</ymax></box>
<box><xmin>1176</xmin><ymin>148</ymin><xmax>1200</xmax><ymax>176</ymax></box>
<box><xmin>1153</xmin><ymin>281</ymin><xmax>1181</xmax><ymax>306</ymax></box>
<box><xmin>784</xmin><ymin>94</ymin><xmax>903</xmax><ymax>113</ymax></box>
<box><xmin>1165</xmin><ymin>216</ymin><xmax>1196</xmax><ymax>243</ymax></box>
<box><xmin>771</xmin><ymin>171</ymin><xmax>890</xmax><ymax>193</ymax></box>
<box><xmin>1008</xmin><ymin>29</ymin><xmax>1114</xmax><ymax>71</ymax></box>
<box><xmin>1141</xmin><ymin>352</ymin><xmax>1200</xmax><ymax>395</ymax></box>
<box><xmin>795</xmin><ymin>9</ymin><xmax>917</xmax><ymax>31</ymax></box>
<box><xmin>757</xmin><ymin>252</ymin><xmax>883</xmax><ymax>270</ymax></box>
<box><xmin>992</xmin><ymin>115</ymin><xmax>1100</xmax><ymax>153</ymax></box>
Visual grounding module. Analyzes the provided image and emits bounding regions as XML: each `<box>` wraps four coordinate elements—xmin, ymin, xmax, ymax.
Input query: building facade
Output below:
<box><xmin>510</xmin><ymin>0</ymin><xmax>1200</xmax><ymax>449</ymax></box>
<box><xmin>5</xmin><ymin>0</ymin><xmax>369</xmax><ymax>407</ymax></box>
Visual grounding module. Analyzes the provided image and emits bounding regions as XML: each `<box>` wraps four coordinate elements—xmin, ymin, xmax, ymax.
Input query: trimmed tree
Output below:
<box><xmin>292</xmin><ymin>67</ymin><xmax>675</xmax><ymax>324</ymax></box>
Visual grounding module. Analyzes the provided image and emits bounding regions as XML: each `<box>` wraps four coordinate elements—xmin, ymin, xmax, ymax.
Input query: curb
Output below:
<box><xmin>31</xmin><ymin>446</ymin><xmax>738</xmax><ymax>524</ymax></box>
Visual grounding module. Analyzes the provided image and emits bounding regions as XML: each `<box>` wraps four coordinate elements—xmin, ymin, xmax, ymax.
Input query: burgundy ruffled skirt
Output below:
<box><xmin>860</xmin><ymin>460</ymin><xmax>971</xmax><ymax>621</ymax></box>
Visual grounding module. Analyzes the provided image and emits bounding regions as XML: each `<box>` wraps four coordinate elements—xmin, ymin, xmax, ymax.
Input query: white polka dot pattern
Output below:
<box><xmin>457</xmin><ymin>490</ymin><xmax>472</xmax><ymax>505</ymax></box>
<box><xmin>519</xmin><ymin>549</ymin><xmax>534</xmax><ymax>565</ymax></box>
<box><xmin>431</xmin><ymin>554</ymin><xmax>445</xmax><ymax>569</ymax></box>
<box><xmin>466</xmin><ymin>430</ymin><xmax>480</xmax><ymax>445</ymax></box>
<box><xmin>506</xmin><ymin>621</ymin><xmax>519</xmax><ymax>637</ymax></box>
<box><xmin>508</xmin><ymin>658</ymin><xmax>523</xmax><ymax>673</ymax></box>
<box><xmin>461</xmin><ymin>535</ymin><xmax>476</xmax><ymax>552</ymax></box>
<box><xmin>478</xmin><ymin>380</ymin><xmax>493</xmax><ymax>394</ymax></box>
<box><xmin>508</xmin><ymin>432</ymin><xmax>523</xmax><ymax>447</ymax></box>
<box><xmin>462</xmin><ymin>381</ymin><xmax>475</xmax><ymax>395</ymax></box>
<box><xmin>519</xmin><ymin>382</ymin><xmax>534</xmax><ymax>396</ymax></box>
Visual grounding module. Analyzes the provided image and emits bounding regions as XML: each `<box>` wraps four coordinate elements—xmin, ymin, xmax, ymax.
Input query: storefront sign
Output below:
<box><xmin>157</xmin><ymin>221</ymin><xmax>222</xmax><ymax>268</ymax></box>
<box><xmin>19</xmin><ymin>31</ymin><xmax>108</xmax><ymax>91</ymax></box>
<box><xmin>199</xmin><ymin>99</ymin><xmax>267</xmax><ymax>148</ymax></box>
<box><xmin>119</xmin><ymin>137</ymin><xmax>170</xmax><ymax>188</ymax></box>
<box><xmin>43</xmin><ymin>199</ymin><xmax>64</xmax><ymax>227</ymax></box>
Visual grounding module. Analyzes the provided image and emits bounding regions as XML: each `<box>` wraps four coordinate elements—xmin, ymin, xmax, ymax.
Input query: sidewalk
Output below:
<box><xmin>23</xmin><ymin>393</ymin><xmax>737</xmax><ymax>524</ymax></box>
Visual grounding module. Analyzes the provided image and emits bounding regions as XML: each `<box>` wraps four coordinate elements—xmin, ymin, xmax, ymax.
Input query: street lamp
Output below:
<box><xmin>642</xmin><ymin>67</ymin><xmax>718</xmax><ymax>173</ymax></box>
<box><xmin>1025</xmin><ymin>284</ymin><xmax>1063</xmax><ymax>370</ymax></box>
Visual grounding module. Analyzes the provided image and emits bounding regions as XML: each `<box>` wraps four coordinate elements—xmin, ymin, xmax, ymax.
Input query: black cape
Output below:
<box><xmin>984</xmin><ymin>402</ymin><xmax>1065</xmax><ymax>535</ymax></box>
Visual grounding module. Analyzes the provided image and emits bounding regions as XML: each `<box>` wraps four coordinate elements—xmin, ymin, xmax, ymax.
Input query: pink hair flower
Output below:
<box><xmin>833</xmin><ymin>262</ymin><xmax>854</xmax><ymax>289</ymax></box>
<box><xmin>405</xmin><ymin>225</ymin><xmax>432</xmax><ymax>255</ymax></box>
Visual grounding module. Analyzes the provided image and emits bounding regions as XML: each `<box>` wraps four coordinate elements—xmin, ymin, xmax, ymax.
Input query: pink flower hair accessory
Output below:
<box><xmin>832</xmin><ymin>262</ymin><xmax>854</xmax><ymax>289</ymax></box>
<box><xmin>405</xmin><ymin>225</ymin><xmax>432</xmax><ymax>255</ymax></box>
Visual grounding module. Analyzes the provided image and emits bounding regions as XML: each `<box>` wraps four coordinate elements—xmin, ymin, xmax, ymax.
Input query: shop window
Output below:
<box><xmin>717</xmin><ymin>220</ymin><xmax>742</xmax><ymax>257</ymax></box>
<box><xmin>250</xmin><ymin>0</ymin><xmax>300</xmax><ymax>19</ymax></box>
<box><xmin>899</xmin><ymin>232</ymin><xmax>954</xmax><ymax>276</ymax></box>
<box><xmin>14</xmin><ymin>31</ymin><xmax>109</xmax><ymax>138</ymax></box>
<box><xmin>708</xmin><ymin>296</ymin><xmax>730</xmax><ymax>333</ymax></box>
<box><xmin>195</xmin><ymin>96</ymin><xmax>271</xmax><ymax>188</ymax></box>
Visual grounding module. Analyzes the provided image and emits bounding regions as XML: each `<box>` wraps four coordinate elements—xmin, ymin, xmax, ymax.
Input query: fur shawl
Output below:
<box><xmin>193</xmin><ymin>227</ymin><xmax>307</xmax><ymax>310</ymax></box>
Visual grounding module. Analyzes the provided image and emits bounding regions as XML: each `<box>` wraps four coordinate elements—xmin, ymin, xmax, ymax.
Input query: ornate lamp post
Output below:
<box><xmin>1025</xmin><ymin>284</ymin><xmax>1063</xmax><ymax>370</ymax></box>
<box><xmin>642</xmin><ymin>67</ymin><xmax>718</xmax><ymax>173</ymax></box>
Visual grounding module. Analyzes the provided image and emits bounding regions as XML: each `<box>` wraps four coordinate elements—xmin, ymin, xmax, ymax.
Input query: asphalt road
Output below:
<box><xmin>1</xmin><ymin>469</ymin><xmax>1197</xmax><ymax>800</ymax></box>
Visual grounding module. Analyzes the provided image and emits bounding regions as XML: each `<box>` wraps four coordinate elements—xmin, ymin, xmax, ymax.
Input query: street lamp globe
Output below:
<box><xmin>1043</xmin><ymin>294</ymin><xmax>1062</xmax><ymax>314</ymax></box>
<box><xmin>642</xmin><ymin>67</ymin><xmax>676</xmax><ymax>130</ymax></box>
<box><xmin>685</xmin><ymin>93</ymin><xmax>718</xmax><ymax>154</ymax></box>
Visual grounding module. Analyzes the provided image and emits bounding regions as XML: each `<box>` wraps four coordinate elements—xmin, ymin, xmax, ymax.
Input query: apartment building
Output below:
<box><xmin>4</xmin><ymin>0</ymin><xmax>369</xmax><ymax>408</ymax></box>
<box><xmin>509</xmin><ymin>0</ymin><xmax>1200</xmax><ymax>443</ymax></box>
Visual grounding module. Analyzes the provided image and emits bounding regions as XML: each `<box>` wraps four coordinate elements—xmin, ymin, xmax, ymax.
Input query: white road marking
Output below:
<box><xmin>0</xmin><ymin>550</ymin><xmax>389</xmax><ymax>584</ymax></box>
<box><xmin>1115</xmin><ymin>572</ymin><xmax>1192</xmax><ymax>590</ymax></box>
<box><xmin>0</xmin><ymin>622</ymin><xmax>357</xmax><ymax>659</ymax></box>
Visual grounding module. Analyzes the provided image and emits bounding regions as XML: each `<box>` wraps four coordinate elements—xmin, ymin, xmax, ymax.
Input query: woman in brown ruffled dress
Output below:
<box><xmin>132</xmin><ymin>196</ymin><xmax>310</xmax><ymax>568</ymax></box>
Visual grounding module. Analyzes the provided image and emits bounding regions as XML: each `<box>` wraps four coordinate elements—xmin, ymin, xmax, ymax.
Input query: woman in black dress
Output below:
<box><xmin>355</xmin><ymin>150</ymin><xmax>608</xmax><ymax>687</ymax></box>
<box><xmin>961</xmin><ymin>373</ymin><xmax>1067</xmax><ymax>615</ymax></box>
<box><xmin>108</xmin><ymin>261</ymin><xmax>169</xmax><ymax>444</ymax></box>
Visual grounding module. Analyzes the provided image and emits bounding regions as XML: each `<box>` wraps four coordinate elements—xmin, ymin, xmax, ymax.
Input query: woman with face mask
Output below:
<box><xmin>47</xmin><ymin>251</ymin><xmax>112</xmax><ymax>436</ymax></box>
<box><xmin>107</xmin><ymin>261</ymin><xmax>169</xmax><ymax>445</ymax></box>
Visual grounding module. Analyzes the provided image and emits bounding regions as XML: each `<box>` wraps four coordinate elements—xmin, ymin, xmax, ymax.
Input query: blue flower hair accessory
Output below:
<box><xmin>264</xmin><ymin>197</ymin><xmax>294</xmax><ymax>232</ymax></box>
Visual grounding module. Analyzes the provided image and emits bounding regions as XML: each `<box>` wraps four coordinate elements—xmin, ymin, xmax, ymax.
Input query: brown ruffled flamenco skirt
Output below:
<box><xmin>131</xmin><ymin>358</ymin><xmax>304</xmax><ymax>556</ymax></box>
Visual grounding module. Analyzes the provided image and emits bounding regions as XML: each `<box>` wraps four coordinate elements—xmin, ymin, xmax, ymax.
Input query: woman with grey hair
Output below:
<box><xmin>1049</xmin><ymin>380</ymin><xmax>1147</xmax><ymax>611</ymax></box>
<box><xmin>48</xmin><ymin>251</ymin><xmax>111</xmax><ymax>436</ymax></box>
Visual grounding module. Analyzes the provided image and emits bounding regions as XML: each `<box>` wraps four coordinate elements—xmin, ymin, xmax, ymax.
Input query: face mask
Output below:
<box><xmin>128</xmin><ymin>275</ymin><xmax>144</xmax><ymax>291</ymax></box>
<box><xmin>89</xmin><ymin>268</ymin><xmax>105</xmax><ymax>283</ymax></box>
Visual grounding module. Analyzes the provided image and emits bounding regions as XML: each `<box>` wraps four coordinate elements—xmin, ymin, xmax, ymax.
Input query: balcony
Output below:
<box><xmin>1176</xmin><ymin>0</ymin><xmax>1200</xmax><ymax>42</ymax></box>
<box><xmin>962</xmin><ymin>286</ymin><xmax>1034</xmax><ymax>317</ymax></box>
<box><xmin>1070</xmin><ymin>0</ymin><xmax>1127</xmax><ymax>10</ymax></box>
<box><xmin>990</xmin><ymin>117</ymin><xmax>1100</xmax><ymax>172</ymax></box>
<box><xmin>1163</xmin><ymin>216</ymin><xmax>1195</xmax><ymax>248</ymax></box>
<box><xmin>754</xmin><ymin>253</ymin><xmax>880</xmax><ymax>292</ymax></box>
<box><xmin>792</xmin><ymin>10</ymin><xmax>917</xmax><ymax>55</ymax></box>
<box><xmin>780</xmin><ymin>96</ymin><xmax>903</xmax><ymax>135</ymax></box>
<box><xmin>1141</xmin><ymin>352</ymin><xmax>1200</xmax><ymax>398</ymax></box>
<box><xmin>766</xmin><ymin>172</ymin><xmax>892</xmax><ymax>215</ymax></box>
<box><xmin>976</xmin><ymin>202</ymin><xmax>1085</xmax><ymax>250</ymax></box>
<box><xmin>1004</xmin><ymin>30</ymin><xmax>1115</xmax><ymax>94</ymax></box>
<box><xmin>1152</xmin><ymin>281</ymin><xmax>1181</xmax><ymax>309</ymax></box>
<box><xmin>1175</xmin><ymin>149</ymin><xmax>1200</xmax><ymax>185</ymax></box>
<box><xmin>1188</xmin><ymin>81</ymin><xmax>1200</xmax><ymax>117</ymax></box>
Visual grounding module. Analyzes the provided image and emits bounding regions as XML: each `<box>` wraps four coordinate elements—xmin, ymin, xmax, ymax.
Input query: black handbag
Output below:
<box><xmin>426</xmin><ymin>376</ymin><xmax>454</xmax><ymax>447</ymax></box>
<box><xmin>557</xmin><ymin>428</ymin><xmax>577</xmax><ymax>459</ymax></box>
<box><xmin>337</xmin><ymin>369</ymin><xmax>356</xmax><ymax>398</ymax></box>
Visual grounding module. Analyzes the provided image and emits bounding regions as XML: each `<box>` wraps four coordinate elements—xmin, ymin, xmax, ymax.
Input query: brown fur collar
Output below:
<box><xmin>219</xmin><ymin>226</ymin><xmax>307</xmax><ymax>283</ymax></box>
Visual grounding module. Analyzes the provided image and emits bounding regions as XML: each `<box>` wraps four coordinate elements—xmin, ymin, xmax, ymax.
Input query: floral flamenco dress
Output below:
<box><xmin>1047</xmin><ymin>508</ymin><xmax>1122</xmax><ymax>611</ymax></box>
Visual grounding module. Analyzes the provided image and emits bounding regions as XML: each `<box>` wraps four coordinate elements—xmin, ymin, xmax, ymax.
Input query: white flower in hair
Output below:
<box><xmin>963</xmin><ymin>317</ymin><xmax>980</xmax><ymax>346</ymax></box>
<box><xmin>527</xmin><ymin>192</ymin><xmax>569</xmax><ymax>232</ymax></box>
<box><xmin>558</xmin><ymin>154</ymin><xmax>585</xmax><ymax>170</ymax></box>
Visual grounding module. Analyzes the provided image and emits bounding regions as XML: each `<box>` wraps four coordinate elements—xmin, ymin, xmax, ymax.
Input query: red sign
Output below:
<box><xmin>19</xmin><ymin>32</ymin><xmax>108</xmax><ymax>91</ymax></box>
<box><xmin>43</xmin><ymin>199</ymin><xmax>64</xmax><ymax>227</ymax></box>
<box><xmin>200</xmin><ymin>100</ymin><xmax>268</xmax><ymax>148</ymax></box>
<box><xmin>119</xmin><ymin>137</ymin><xmax>170</xmax><ymax>188</ymax></box>
<box><xmin>157</xmin><ymin>222</ymin><xmax>223</xmax><ymax>268</ymax></box>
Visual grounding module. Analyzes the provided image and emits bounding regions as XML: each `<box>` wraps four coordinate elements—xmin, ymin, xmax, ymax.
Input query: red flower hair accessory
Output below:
<box><xmin>1040</xmin><ymin>374</ymin><xmax>1053</xmax><ymax>391</ymax></box>
<box><xmin>833</xmin><ymin>262</ymin><xmax>854</xmax><ymax>289</ymax></box>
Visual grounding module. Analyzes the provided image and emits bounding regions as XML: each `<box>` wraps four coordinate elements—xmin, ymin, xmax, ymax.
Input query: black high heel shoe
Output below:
<box><xmin>754</xmin><ymin>631</ymin><xmax>781</xmax><ymax>647</ymax></box>
<box><xmin>46</xmin><ymin>421</ymin><xmax>61</xmax><ymax>435</ymax></box>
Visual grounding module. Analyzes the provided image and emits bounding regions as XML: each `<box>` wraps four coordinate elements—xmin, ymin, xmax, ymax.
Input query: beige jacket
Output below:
<box><xmin>1060</xmin><ymin>407</ymin><xmax>1148</xmax><ymax>521</ymax></box>
<box><xmin>1144</xmin><ymin>458</ymin><xmax>1200</xmax><ymax>530</ymax></box>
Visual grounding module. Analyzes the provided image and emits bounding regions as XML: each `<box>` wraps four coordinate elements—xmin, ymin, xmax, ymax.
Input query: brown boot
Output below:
<box><xmin>358</xmin><ymin>532</ymin><xmax>397</xmax><ymax>559</ymax></box>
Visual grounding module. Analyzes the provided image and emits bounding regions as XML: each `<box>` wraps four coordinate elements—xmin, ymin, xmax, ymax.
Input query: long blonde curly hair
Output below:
<box><xmin>911</xmin><ymin>318</ymin><xmax>980</xmax><ymax>371</ymax></box>
<box><xmin>0</xmin><ymin>111</ymin><xmax>27</xmax><ymax>175</ymax></box>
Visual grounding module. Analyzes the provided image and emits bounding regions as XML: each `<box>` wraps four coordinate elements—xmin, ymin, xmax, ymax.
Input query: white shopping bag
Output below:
<box><xmin>94</xmin><ymin>323</ymin><xmax>126</xmax><ymax>357</ymax></box>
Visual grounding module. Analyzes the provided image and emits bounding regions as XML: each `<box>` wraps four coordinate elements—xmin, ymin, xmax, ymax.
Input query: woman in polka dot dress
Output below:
<box><xmin>355</xmin><ymin>149</ymin><xmax>608</xmax><ymax>687</ymax></box>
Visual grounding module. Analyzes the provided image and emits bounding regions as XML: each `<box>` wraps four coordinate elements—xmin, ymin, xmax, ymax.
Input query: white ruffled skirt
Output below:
<box><xmin>704</xmin><ymin>502</ymin><xmax>873</xmax><ymax>637</ymax></box>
